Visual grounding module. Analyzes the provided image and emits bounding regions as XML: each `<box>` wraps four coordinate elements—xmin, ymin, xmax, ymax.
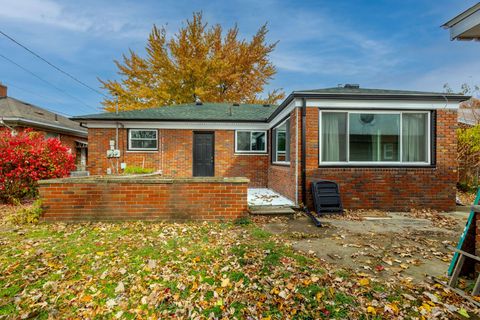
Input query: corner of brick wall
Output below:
<box><xmin>267</xmin><ymin>109</ymin><xmax>300</xmax><ymax>204</ymax></box>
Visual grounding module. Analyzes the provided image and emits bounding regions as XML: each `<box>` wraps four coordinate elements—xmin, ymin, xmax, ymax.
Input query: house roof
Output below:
<box><xmin>0</xmin><ymin>96</ymin><xmax>88</xmax><ymax>137</ymax></box>
<box><xmin>73</xmin><ymin>86</ymin><xmax>470</xmax><ymax>123</ymax></box>
<box><xmin>73</xmin><ymin>103</ymin><xmax>279</xmax><ymax>122</ymax></box>
<box><xmin>267</xmin><ymin>85</ymin><xmax>470</xmax><ymax>122</ymax></box>
<box><xmin>442</xmin><ymin>2</ymin><xmax>480</xmax><ymax>41</ymax></box>
<box><xmin>294</xmin><ymin>86</ymin><xmax>457</xmax><ymax>96</ymax></box>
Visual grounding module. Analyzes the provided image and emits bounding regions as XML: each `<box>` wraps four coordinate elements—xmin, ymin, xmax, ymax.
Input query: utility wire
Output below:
<box><xmin>0</xmin><ymin>29</ymin><xmax>108</xmax><ymax>98</ymax></box>
<box><xmin>0</xmin><ymin>53</ymin><xmax>99</xmax><ymax>113</ymax></box>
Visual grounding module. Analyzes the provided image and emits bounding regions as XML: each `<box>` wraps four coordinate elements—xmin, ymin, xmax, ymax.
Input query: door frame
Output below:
<box><xmin>192</xmin><ymin>131</ymin><xmax>215</xmax><ymax>177</ymax></box>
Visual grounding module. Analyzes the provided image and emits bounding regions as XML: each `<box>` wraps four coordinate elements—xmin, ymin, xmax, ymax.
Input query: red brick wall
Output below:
<box><xmin>87</xmin><ymin>128</ymin><xmax>268</xmax><ymax>187</ymax></box>
<box><xmin>86</xmin><ymin>107</ymin><xmax>458</xmax><ymax>211</ymax></box>
<box><xmin>476</xmin><ymin>213</ymin><xmax>480</xmax><ymax>275</ymax></box>
<box><xmin>267</xmin><ymin>109</ymin><xmax>301</xmax><ymax>203</ymax></box>
<box><xmin>39</xmin><ymin>177</ymin><xmax>248</xmax><ymax>221</ymax></box>
<box><xmin>472</xmin><ymin>212</ymin><xmax>480</xmax><ymax>275</ymax></box>
<box><xmin>303</xmin><ymin>108</ymin><xmax>458</xmax><ymax>211</ymax></box>
<box><xmin>58</xmin><ymin>133</ymin><xmax>87</xmax><ymax>153</ymax></box>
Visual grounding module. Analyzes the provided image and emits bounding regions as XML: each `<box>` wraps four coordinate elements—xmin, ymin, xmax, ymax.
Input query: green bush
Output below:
<box><xmin>234</xmin><ymin>216</ymin><xmax>252</xmax><ymax>226</ymax></box>
<box><xmin>7</xmin><ymin>199</ymin><xmax>43</xmax><ymax>224</ymax></box>
<box><xmin>123</xmin><ymin>166</ymin><xmax>155</xmax><ymax>175</ymax></box>
<box><xmin>457</xmin><ymin>182</ymin><xmax>478</xmax><ymax>193</ymax></box>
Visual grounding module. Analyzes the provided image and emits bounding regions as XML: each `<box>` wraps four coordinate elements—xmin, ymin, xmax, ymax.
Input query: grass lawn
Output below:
<box><xmin>0</xmin><ymin>213</ymin><xmax>478</xmax><ymax>319</ymax></box>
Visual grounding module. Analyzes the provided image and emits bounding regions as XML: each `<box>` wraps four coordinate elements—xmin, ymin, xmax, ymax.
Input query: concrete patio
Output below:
<box><xmin>247</xmin><ymin>188</ymin><xmax>295</xmax><ymax>207</ymax></box>
<box><xmin>262</xmin><ymin>210</ymin><xmax>470</xmax><ymax>282</ymax></box>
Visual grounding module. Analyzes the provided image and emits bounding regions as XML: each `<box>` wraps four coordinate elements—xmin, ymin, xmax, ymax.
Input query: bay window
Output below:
<box><xmin>320</xmin><ymin>111</ymin><xmax>430</xmax><ymax>165</ymax></box>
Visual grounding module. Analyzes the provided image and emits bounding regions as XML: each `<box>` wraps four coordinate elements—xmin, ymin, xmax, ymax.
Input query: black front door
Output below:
<box><xmin>193</xmin><ymin>132</ymin><xmax>214</xmax><ymax>177</ymax></box>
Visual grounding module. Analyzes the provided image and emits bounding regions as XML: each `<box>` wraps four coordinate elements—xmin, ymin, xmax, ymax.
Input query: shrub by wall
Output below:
<box><xmin>0</xmin><ymin>129</ymin><xmax>76</xmax><ymax>203</ymax></box>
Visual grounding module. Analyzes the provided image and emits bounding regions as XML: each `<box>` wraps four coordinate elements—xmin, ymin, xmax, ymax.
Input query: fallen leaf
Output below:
<box><xmin>367</xmin><ymin>306</ymin><xmax>376</xmax><ymax>315</ymax></box>
<box><xmin>221</xmin><ymin>278</ymin><xmax>230</xmax><ymax>288</ymax></box>
<box><xmin>358</xmin><ymin>278</ymin><xmax>370</xmax><ymax>286</ymax></box>
<box><xmin>115</xmin><ymin>281</ymin><xmax>125</xmax><ymax>293</ymax></box>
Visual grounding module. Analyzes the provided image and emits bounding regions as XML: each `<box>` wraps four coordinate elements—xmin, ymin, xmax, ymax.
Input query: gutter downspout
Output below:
<box><xmin>295</xmin><ymin>107</ymin><xmax>299</xmax><ymax>205</ymax></box>
<box><xmin>301</xmin><ymin>98</ymin><xmax>307</xmax><ymax>207</ymax></box>
<box><xmin>115</xmin><ymin>97</ymin><xmax>119</xmax><ymax>174</ymax></box>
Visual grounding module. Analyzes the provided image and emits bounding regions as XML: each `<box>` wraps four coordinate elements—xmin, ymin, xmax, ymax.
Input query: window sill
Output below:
<box><xmin>318</xmin><ymin>163</ymin><xmax>435</xmax><ymax>169</ymax></box>
<box><xmin>126</xmin><ymin>150</ymin><xmax>159</xmax><ymax>153</ymax></box>
<box><xmin>234</xmin><ymin>153</ymin><xmax>268</xmax><ymax>156</ymax></box>
<box><xmin>272</xmin><ymin>162</ymin><xmax>291</xmax><ymax>167</ymax></box>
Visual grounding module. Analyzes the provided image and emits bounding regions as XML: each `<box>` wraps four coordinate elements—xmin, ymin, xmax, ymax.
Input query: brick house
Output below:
<box><xmin>0</xmin><ymin>84</ymin><xmax>88</xmax><ymax>171</ymax></box>
<box><xmin>73</xmin><ymin>85</ymin><xmax>468</xmax><ymax>211</ymax></box>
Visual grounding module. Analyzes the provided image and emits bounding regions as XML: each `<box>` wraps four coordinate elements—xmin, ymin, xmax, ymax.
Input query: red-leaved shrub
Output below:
<box><xmin>0</xmin><ymin>128</ymin><xmax>76</xmax><ymax>203</ymax></box>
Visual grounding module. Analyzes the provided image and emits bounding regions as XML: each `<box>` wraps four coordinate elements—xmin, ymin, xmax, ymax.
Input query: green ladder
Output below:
<box><xmin>448</xmin><ymin>189</ymin><xmax>480</xmax><ymax>276</ymax></box>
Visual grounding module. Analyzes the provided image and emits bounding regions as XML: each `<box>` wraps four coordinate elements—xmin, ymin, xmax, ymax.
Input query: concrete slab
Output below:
<box><xmin>262</xmin><ymin>211</ymin><xmax>470</xmax><ymax>283</ymax></box>
<box><xmin>248</xmin><ymin>188</ymin><xmax>294</xmax><ymax>207</ymax></box>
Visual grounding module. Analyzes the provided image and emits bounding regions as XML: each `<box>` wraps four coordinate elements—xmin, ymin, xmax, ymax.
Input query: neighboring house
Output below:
<box><xmin>458</xmin><ymin>108</ymin><xmax>480</xmax><ymax>126</ymax></box>
<box><xmin>0</xmin><ymin>84</ymin><xmax>88</xmax><ymax>171</ymax></box>
<box><xmin>443</xmin><ymin>2</ymin><xmax>480</xmax><ymax>41</ymax></box>
<box><xmin>73</xmin><ymin>85</ymin><xmax>468</xmax><ymax>211</ymax></box>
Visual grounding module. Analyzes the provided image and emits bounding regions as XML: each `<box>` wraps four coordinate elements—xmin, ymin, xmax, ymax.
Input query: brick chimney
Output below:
<box><xmin>0</xmin><ymin>84</ymin><xmax>7</xmax><ymax>98</ymax></box>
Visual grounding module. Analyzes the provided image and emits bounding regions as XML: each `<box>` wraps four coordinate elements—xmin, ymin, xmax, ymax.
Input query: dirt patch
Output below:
<box><xmin>263</xmin><ymin>211</ymin><xmax>468</xmax><ymax>283</ymax></box>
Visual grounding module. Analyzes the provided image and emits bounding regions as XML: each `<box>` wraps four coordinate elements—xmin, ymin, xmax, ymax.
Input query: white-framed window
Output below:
<box><xmin>319</xmin><ymin>110</ymin><xmax>431</xmax><ymax>165</ymax></box>
<box><xmin>128</xmin><ymin>129</ymin><xmax>158</xmax><ymax>151</ymax></box>
<box><xmin>235</xmin><ymin>130</ymin><xmax>267</xmax><ymax>153</ymax></box>
<box><xmin>272</xmin><ymin>117</ymin><xmax>291</xmax><ymax>164</ymax></box>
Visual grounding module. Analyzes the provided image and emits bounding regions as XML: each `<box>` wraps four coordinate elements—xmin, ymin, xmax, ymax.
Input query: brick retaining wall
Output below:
<box><xmin>39</xmin><ymin>177</ymin><xmax>248</xmax><ymax>222</ymax></box>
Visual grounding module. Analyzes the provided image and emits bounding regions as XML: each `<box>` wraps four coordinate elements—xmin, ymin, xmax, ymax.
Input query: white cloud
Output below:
<box><xmin>0</xmin><ymin>0</ymin><xmax>150</xmax><ymax>38</ymax></box>
<box><xmin>404</xmin><ymin>59</ymin><xmax>480</xmax><ymax>93</ymax></box>
<box><xmin>265</xmin><ymin>8</ymin><xmax>400</xmax><ymax>77</ymax></box>
<box><xmin>0</xmin><ymin>0</ymin><xmax>91</xmax><ymax>31</ymax></box>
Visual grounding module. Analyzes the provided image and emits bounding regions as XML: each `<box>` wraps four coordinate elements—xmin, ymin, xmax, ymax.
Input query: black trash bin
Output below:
<box><xmin>311</xmin><ymin>180</ymin><xmax>343</xmax><ymax>215</ymax></box>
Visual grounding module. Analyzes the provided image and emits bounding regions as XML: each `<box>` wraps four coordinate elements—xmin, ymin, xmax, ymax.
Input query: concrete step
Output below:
<box><xmin>456</xmin><ymin>205</ymin><xmax>471</xmax><ymax>213</ymax></box>
<box><xmin>248</xmin><ymin>205</ymin><xmax>296</xmax><ymax>216</ymax></box>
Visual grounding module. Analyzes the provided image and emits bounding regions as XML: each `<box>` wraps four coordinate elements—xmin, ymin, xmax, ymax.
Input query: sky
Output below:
<box><xmin>0</xmin><ymin>0</ymin><xmax>479</xmax><ymax>116</ymax></box>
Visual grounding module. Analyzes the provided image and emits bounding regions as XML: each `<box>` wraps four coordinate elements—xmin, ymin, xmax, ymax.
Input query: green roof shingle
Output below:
<box><xmin>74</xmin><ymin>86</ymin><xmax>469</xmax><ymax>122</ymax></box>
<box><xmin>73</xmin><ymin>103</ymin><xmax>278</xmax><ymax>122</ymax></box>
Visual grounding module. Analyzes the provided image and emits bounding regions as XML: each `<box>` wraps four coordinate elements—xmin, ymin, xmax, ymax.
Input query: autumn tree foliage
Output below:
<box><xmin>0</xmin><ymin>129</ymin><xmax>76</xmax><ymax>203</ymax></box>
<box><xmin>100</xmin><ymin>12</ymin><xmax>284</xmax><ymax>112</ymax></box>
<box><xmin>458</xmin><ymin>98</ymin><xmax>480</xmax><ymax>188</ymax></box>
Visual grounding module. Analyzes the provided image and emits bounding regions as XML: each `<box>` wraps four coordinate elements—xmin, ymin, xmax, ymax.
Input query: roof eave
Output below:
<box><xmin>442</xmin><ymin>3</ymin><xmax>480</xmax><ymax>28</ymax></box>
<box><xmin>291</xmin><ymin>92</ymin><xmax>470</xmax><ymax>101</ymax></box>
<box><xmin>266</xmin><ymin>92</ymin><xmax>470</xmax><ymax>122</ymax></box>
<box><xmin>72</xmin><ymin>117</ymin><xmax>270</xmax><ymax>123</ymax></box>
<box><xmin>1</xmin><ymin>117</ymin><xmax>88</xmax><ymax>138</ymax></box>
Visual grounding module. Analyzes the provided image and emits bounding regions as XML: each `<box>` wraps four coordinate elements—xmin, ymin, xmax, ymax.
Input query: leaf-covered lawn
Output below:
<box><xmin>0</xmin><ymin>219</ymin><xmax>478</xmax><ymax>319</ymax></box>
